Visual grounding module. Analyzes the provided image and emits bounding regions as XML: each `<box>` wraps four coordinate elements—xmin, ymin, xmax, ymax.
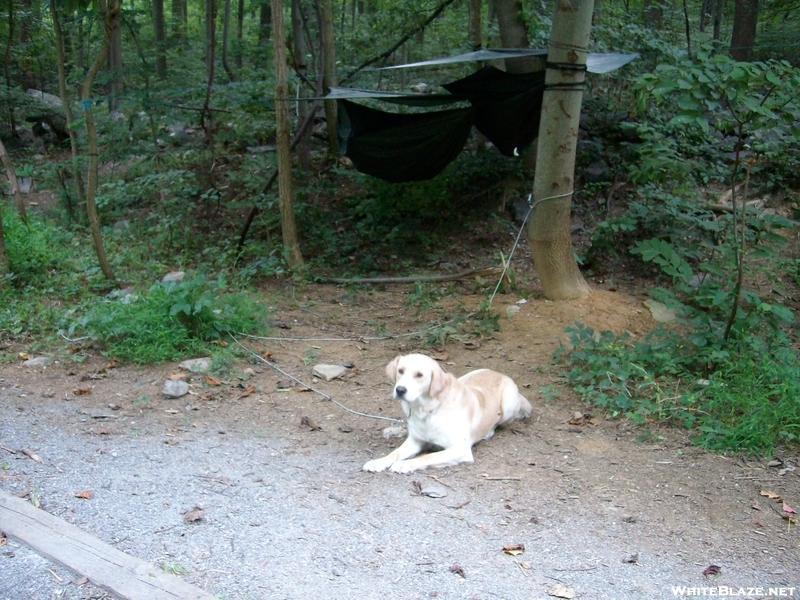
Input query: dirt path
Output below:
<box><xmin>1</xmin><ymin>286</ymin><xmax>798</xmax><ymax>599</ymax></box>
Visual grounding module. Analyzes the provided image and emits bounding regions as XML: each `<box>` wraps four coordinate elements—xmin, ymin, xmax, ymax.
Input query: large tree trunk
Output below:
<box><xmin>222</xmin><ymin>0</ymin><xmax>235</xmax><ymax>79</ymax></box>
<box><xmin>469</xmin><ymin>0</ymin><xmax>482</xmax><ymax>50</ymax></box>
<box><xmin>527</xmin><ymin>0</ymin><xmax>593</xmax><ymax>301</ymax></box>
<box><xmin>259</xmin><ymin>0</ymin><xmax>272</xmax><ymax>43</ymax></box>
<box><xmin>4</xmin><ymin>0</ymin><xmax>16</xmax><ymax>134</ymax></box>
<box><xmin>106</xmin><ymin>5</ymin><xmax>123</xmax><ymax>112</ymax></box>
<box><xmin>493</xmin><ymin>0</ymin><xmax>533</xmax><ymax>73</ymax></box>
<box><xmin>319</xmin><ymin>0</ymin><xmax>338</xmax><ymax>156</ymax></box>
<box><xmin>171</xmin><ymin>0</ymin><xmax>188</xmax><ymax>45</ymax></box>
<box><xmin>153</xmin><ymin>0</ymin><xmax>167</xmax><ymax>78</ymax></box>
<box><xmin>271</xmin><ymin>0</ymin><xmax>304</xmax><ymax>268</ymax></box>
<box><xmin>291</xmin><ymin>0</ymin><xmax>310</xmax><ymax>168</ymax></box>
<box><xmin>82</xmin><ymin>0</ymin><xmax>119</xmax><ymax>284</ymax></box>
<box><xmin>730</xmin><ymin>0</ymin><xmax>758</xmax><ymax>61</ymax></box>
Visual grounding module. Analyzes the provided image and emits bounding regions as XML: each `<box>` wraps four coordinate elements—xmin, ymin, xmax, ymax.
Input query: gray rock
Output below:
<box><xmin>312</xmin><ymin>364</ymin><xmax>347</xmax><ymax>381</ymax></box>
<box><xmin>179</xmin><ymin>357</ymin><xmax>212</xmax><ymax>373</ymax></box>
<box><xmin>584</xmin><ymin>161</ymin><xmax>609</xmax><ymax>182</ymax></box>
<box><xmin>22</xmin><ymin>356</ymin><xmax>53</xmax><ymax>367</ymax></box>
<box><xmin>162</xmin><ymin>379</ymin><xmax>189</xmax><ymax>398</ymax></box>
<box><xmin>162</xmin><ymin>271</ymin><xmax>185</xmax><ymax>283</ymax></box>
<box><xmin>505</xmin><ymin>305</ymin><xmax>521</xmax><ymax>318</ymax></box>
<box><xmin>644</xmin><ymin>299</ymin><xmax>678</xmax><ymax>323</ymax></box>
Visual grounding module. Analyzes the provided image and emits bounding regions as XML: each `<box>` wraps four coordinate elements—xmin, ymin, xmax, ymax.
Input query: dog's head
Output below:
<box><xmin>385</xmin><ymin>353</ymin><xmax>453</xmax><ymax>403</ymax></box>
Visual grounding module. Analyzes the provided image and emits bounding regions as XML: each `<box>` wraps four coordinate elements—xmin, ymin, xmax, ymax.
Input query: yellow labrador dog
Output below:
<box><xmin>363</xmin><ymin>353</ymin><xmax>531</xmax><ymax>474</ymax></box>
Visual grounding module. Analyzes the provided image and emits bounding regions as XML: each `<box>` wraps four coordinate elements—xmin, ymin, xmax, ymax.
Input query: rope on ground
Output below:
<box><xmin>228</xmin><ymin>333</ymin><xmax>404</xmax><ymax>424</ymax></box>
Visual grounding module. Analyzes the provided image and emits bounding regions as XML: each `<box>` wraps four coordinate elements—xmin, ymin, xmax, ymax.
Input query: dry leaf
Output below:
<box><xmin>73</xmin><ymin>387</ymin><xmax>91</xmax><ymax>396</ymax></box>
<box><xmin>0</xmin><ymin>533</ymin><xmax>7</xmax><ymax>547</ymax></box>
<box><xmin>760</xmin><ymin>490</ymin><xmax>781</xmax><ymax>500</ymax></box>
<box><xmin>72</xmin><ymin>577</ymin><xmax>89</xmax><ymax>586</ymax></box>
<box><xmin>238</xmin><ymin>384</ymin><xmax>256</xmax><ymax>398</ymax></box>
<box><xmin>74</xmin><ymin>490</ymin><xmax>93</xmax><ymax>499</ymax></box>
<box><xmin>463</xmin><ymin>341</ymin><xmax>481</xmax><ymax>350</ymax></box>
<box><xmin>703</xmin><ymin>565</ymin><xmax>722</xmax><ymax>576</ymax></box>
<box><xmin>751</xmin><ymin>501</ymin><xmax>762</xmax><ymax>511</ymax></box>
<box><xmin>623</xmin><ymin>553</ymin><xmax>639</xmax><ymax>564</ymax></box>
<box><xmin>568</xmin><ymin>412</ymin><xmax>586</xmax><ymax>426</ymax></box>
<box><xmin>183</xmin><ymin>506</ymin><xmax>204</xmax><ymax>523</ymax></box>
<box><xmin>18</xmin><ymin>352</ymin><xmax>29</xmax><ymax>360</ymax></box>
<box><xmin>783</xmin><ymin>503</ymin><xmax>797</xmax><ymax>514</ymax></box>
<box><xmin>449</xmin><ymin>564</ymin><xmax>465</xmax><ymax>578</ymax></box>
<box><xmin>502</xmin><ymin>543</ymin><xmax>525</xmax><ymax>556</ymax></box>
<box><xmin>411</xmin><ymin>480</ymin><xmax>423</xmax><ymax>495</ymax></box>
<box><xmin>168</xmin><ymin>372</ymin><xmax>187</xmax><ymax>381</ymax></box>
<box><xmin>300</xmin><ymin>416</ymin><xmax>322</xmax><ymax>431</ymax></box>
<box><xmin>21</xmin><ymin>448</ymin><xmax>42</xmax><ymax>463</ymax></box>
<box><xmin>547</xmin><ymin>584</ymin><xmax>576</xmax><ymax>599</ymax></box>
<box><xmin>204</xmin><ymin>375</ymin><xmax>222</xmax><ymax>386</ymax></box>
<box><xmin>210</xmin><ymin>340</ymin><xmax>228</xmax><ymax>347</ymax></box>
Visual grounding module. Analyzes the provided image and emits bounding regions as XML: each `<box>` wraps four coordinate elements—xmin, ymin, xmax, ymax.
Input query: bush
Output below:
<box><xmin>70</xmin><ymin>274</ymin><xmax>270</xmax><ymax>363</ymax></box>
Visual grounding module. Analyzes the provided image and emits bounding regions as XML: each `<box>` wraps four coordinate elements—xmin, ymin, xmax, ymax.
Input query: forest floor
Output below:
<box><xmin>1</xmin><ymin>262</ymin><xmax>799</xmax><ymax>599</ymax></box>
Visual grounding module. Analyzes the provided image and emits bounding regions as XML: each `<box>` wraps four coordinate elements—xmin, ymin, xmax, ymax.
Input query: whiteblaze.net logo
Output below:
<box><xmin>671</xmin><ymin>587</ymin><xmax>796</xmax><ymax>597</ymax></box>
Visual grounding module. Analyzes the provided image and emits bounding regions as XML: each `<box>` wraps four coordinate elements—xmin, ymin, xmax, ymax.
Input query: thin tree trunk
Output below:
<box><xmin>81</xmin><ymin>0</ymin><xmax>119</xmax><ymax>284</ymax></box>
<box><xmin>172</xmin><ymin>0</ymin><xmax>188</xmax><ymax>45</ymax></box>
<box><xmin>4</xmin><ymin>0</ymin><xmax>16</xmax><ymax>135</ymax></box>
<box><xmin>469</xmin><ymin>0</ymin><xmax>482</xmax><ymax>50</ymax></box>
<box><xmin>712</xmin><ymin>0</ymin><xmax>723</xmax><ymax>42</ymax></box>
<box><xmin>527</xmin><ymin>0</ymin><xmax>593</xmax><ymax>301</ymax></box>
<box><xmin>259</xmin><ymin>0</ymin><xmax>272</xmax><ymax>43</ymax></box>
<box><xmin>0</xmin><ymin>139</ymin><xmax>27</xmax><ymax>224</ymax></box>
<box><xmin>152</xmin><ymin>0</ymin><xmax>167</xmax><ymax>78</ymax></box>
<box><xmin>222</xmin><ymin>0</ymin><xmax>235</xmax><ymax>80</ymax></box>
<box><xmin>271</xmin><ymin>0</ymin><xmax>304</xmax><ymax>268</ymax></box>
<box><xmin>235</xmin><ymin>0</ymin><xmax>244</xmax><ymax>68</ymax></box>
<box><xmin>494</xmin><ymin>0</ymin><xmax>533</xmax><ymax>73</ymax></box>
<box><xmin>730</xmin><ymin>0</ymin><xmax>758</xmax><ymax>61</ymax></box>
<box><xmin>319</xmin><ymin>0</ymin><xmax>338</xmax><ymax>156</ymax></box>
<box><xmin>0</xmin><ymin>204</ymin><xmax>8</xmax><ymax>276</ymax></box>
<box><xmin>50</xmin><ymin>0</ymin><xmax>87</xmax><ymax>212</ymax></box>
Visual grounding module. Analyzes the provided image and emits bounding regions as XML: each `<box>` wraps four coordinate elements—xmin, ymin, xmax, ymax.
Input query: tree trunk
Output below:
<box><xmin>4</xmin><ymin>0</ymin><xmax>16</xmax><ymax>135</ymax></box>
<box><xmin>0</xmin><ymin>204</ymin><xmax>8</xmax><ymax>276</ymax></box>
<box><xmin>291</xmin><ymin>0</ymin><xmax>310</xmax><ymax>169</ymax></box>
<box><xmin>0</xmin><ymin>139</ymin><xmax>27</xmax><ymax>224</ymax></box>
<box><xmin>712</xmin><ymin>0</ymin><xmax>723</xmax><ymax>42</ymax></box>
<box><xmin>171</xmin><ymin>0</ymin><xmax>188</xmax><ymax>45</ymax></box>
<box><xmin>50</xmin><ymin>0</ymin><xmax>87</xmax><ymax>210</ymax></box>
<box><xmin>730</xmin><ymin>0</ymin><xmax>758</xmax><ymax>61</ymax></box>
<box><xmin>271</xmin><ymin>0</ymin><xmax>304</xmax><ymax>268</ymax></box>
<box><xmin>82</xmin><ymin>0</ymin><xmax>119</xmax><ymax>284</ymax></box>
<box><xmin>642</xmin><ymin>0</ymin><xmax>664</xmax><ymax>29</ymax></box>
<box><xmin>259</xmin><ymin>0</ymin><xmax>272</xmax><ymax>43</ymax></box>
<box><xmin>153</xmin><ymin>0</ymin><xmax>167</xmax><ymax>78</ymax></box>
<box><xmin>469</xmin><ymin>0</ymin><xmax>482</xmax><ymax>50</ymax></box>
<box><xmin>493</xmin><ymin>0</ymin><xmax>533</xmax><ymax>73</ymax></box>
<box><xmin>235</xmin><ymin>0</ymin><xmax>244</xmax><ymax>68</ymax></box>
<box><xmin>527</xmin><ymin>0</ymin><xmax>592</xmax><ymax>301</ymax></box>
<box><xmin>206</xmin><ymin>0</ymin><xmax>217</xmax><ymax>75</ymax></box>
<box><xmin>222</xmin><ymin>0</ymin><xmax>235</xmax><ymax>80</ymax></box>
<box><xmin>106</xmin><ymin>5</ymin><xmax>123</xmax><ymax>112</ymax></box>
<box><xmin>319</xmin><ymin>0</ymin><xmax>338</xmax><ymax>156</ymax></box>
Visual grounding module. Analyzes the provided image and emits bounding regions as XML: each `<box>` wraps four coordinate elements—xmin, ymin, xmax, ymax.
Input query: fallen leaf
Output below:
<box><xmin>502</xmin><ymin>543</ymin><xmax>525</xmax><ymax>556</ymax></box>
<box><xmin>568</xmin><ymin>412</ymin><xmax>586</xmax><ymax>426</ymax></box>
<box><xmin>703</xmin><ymin>565</ymin><xmax>722</xmax><ymax>576</ymax></box>
<box><xmin>0</xmin><ymin>533</ymin><xmax>6</xmax><ymax>546</ymax></box>
<box><xmin>72</xmin><ymin>577</ymin><xmax>89</xmax><ymax>586</ymax></box>
<box><xmin>767</xmin><ymin>459</ymin><xmax>783</xmax><ymax>467</ymax></box>
<box><xmin>463</xmin><ymin>341</ymin><xmax>480</xmax><ymax>350</ymax></box>
<box><xmin>296</xmin><ymin>386</ymin><xmax>312</xmax><ymax>393</ymax></box>
<box><xmin>168</xmin><ymin>372</ymin><xmax>187</xmax><ymax>381</ymax></box>
<box><xmin>103</xmin><ymin>358</ymin><xmax>119</xmax><ymax>370</ymax></box>
<box><xmin>204</xmin><ymin>375</ymin><xmax>221</xmax><ymax>386</ymax></box>
<box><xmin>18</xmin><ymin>352</ymin><xmax>29</xmax><ymax>360</ymax></box>
<box><xmin>449</xmin><ymin>564</ymin><xmax>465</xmax><ymax>578</ymax></box>
<box><xmin>751</xmin><ymin>501</ymin><xmax>762</xmax><ymax>511</ymax></box>
<box><xmin>623</xmin><ymin>553</ymin><xmax>639</xmax><ymax>564</ymax></box>
<box><xmin>782</xmin><ymin>515</ymin><xmax>798</xmax><ymax>525</ymax></box>
<box><xmin>183</xmin><ymin>506</ymin><xmax>203</xmax><ymax>523</ymax></box>
<box><xmin>20</xmin><ymin>448</ymin><xmax>42</xmax><ymax>463</ymax></box>
<box><xmin>238</xmin><ymin>384</ymin><xmax>256</xmax><ymax>398</ymax></box>
<box><xmin>547</xmin><ymin>584</ymin><xmax>576</xmax><ymax>599</ymax></box>
<box><xmin>411</xmin><ymin>480</ymin><xmax>423</xmax><ymax>495</ymax></box>
<box><xmin>760</xmin><ymin>490</ymin><xmax>781</xmax><ymax>500</ymax></box>
<box><xmin>210</xmin><ymin>340</ymin><xmax>228</xmax><ymax>347</ymax></box>
<box><xmin>74</xmin><ymin>490</ymin><xmax>93</xmax><ymax>499</ymax></box>
<box><xmin>299</xmin><ymin>416</ymin><xmax>321</xmax><ymax>431</ymax></box>
<box><xmin>783</xmin><ymin>503</ymin><xmax>797</xmax><ymax>514</ymax></box>
<box><xmin>73</xmin><ymin>387</ymin><xmax>91</xmax><ymax>396</ymax></box>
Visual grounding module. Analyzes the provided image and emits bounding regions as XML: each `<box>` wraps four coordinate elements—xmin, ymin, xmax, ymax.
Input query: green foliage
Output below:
<box><xmin>70</xmin><ymin>275</ymin><xmax>270</xmax><ymax>363</ymax></box>
<box><xmin>1</xmin><ymin>208</ymin><xmax>65</xmax><ymax>286</ymax></box>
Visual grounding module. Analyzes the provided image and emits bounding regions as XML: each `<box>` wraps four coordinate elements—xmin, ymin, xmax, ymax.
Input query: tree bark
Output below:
<box><xmin>235</xmin><ymin>0</ymin><xmax>244</xmax><ymax>68</ymax></box>
<box><xmin>152</xmin><ymin>0</ymin><xmax>167</xmax><ymax>78</ymax></box>
<box><xmin>0</xmin><ymin>203</ymin><xmax>8</xmax><ymax>276</ymax></box>
<box><xmin>291</xmin><ymin>0</ymin><xmax>310</xmax><ymax>168</ymax></box>
<box><xmin>469</xmin><ymin>0</ymin><xmax>482</xmax><ymax>50</ymax></box>
<box><xmin>493</xmin><ymin>0</ymin><xmax>533</xmax><ymax>73</ymax></box>
<box><xmin>82</xmin><ymin>0</ymin><xmax>119</xmax><ymax>284</ymax></box>
<box><xmin>0</xmin><ymin>138</ymin><xmax>27</xmax><ymax>225</ymax></box>
<box><xmin>106</xmin><ymin>5</ymin><xmax>123</xmax><ymax>112</ymax></box>
<box><xmin>259</xmin><ymin>0</ymin><xmax>272</xmax><ymax>43</ymax></box>
<box><xmin>730</xmin><ymin>0</ymin><xmax>758</xmax><ymax>61</ymax></box>
<box><xmin>50</xmin><ymin>0</ymin><xmax>87</xmax><ymax>211</ymax></box>
<box><xmin>319</xmin><ymin>0</ymin><xmax>338</xmax><ymax>156</ymax></box>
<box><xmin>271</xmin><ymin>0</ymin><xmax>304</xmax><ymax>268</ymax></box>
<box><xmin>527</xmin><ymin>0</ymin><xmax>593</xmax><ymax>301</ymax></box>
<box><xmin>171</xmin><ymin>0</ymin><xmax>188</xmax><ymax>45</ymax></box>
<box><xmin>222</xmin><ymin>0</ymin><xmax>235</xmax><ymax>80</ymax></box>
<box><xmin>4</xmin><ymin>0</ymin><xmax>16</xmax><ymax>134</ymax></box>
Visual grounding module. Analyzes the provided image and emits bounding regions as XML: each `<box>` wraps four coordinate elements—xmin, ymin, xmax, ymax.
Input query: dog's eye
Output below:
<box><xmin>415</xmin><ymin>372</ymin><xmax>423</xmax><ymax>378</ymax></box>
<box><xmin>398</xmin><ymin>368</ymin><xmax>404</xmax><ymax>375</ymax></box>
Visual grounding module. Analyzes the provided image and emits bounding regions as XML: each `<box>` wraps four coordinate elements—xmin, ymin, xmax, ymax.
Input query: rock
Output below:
<box><xmin>505</xmin><ymin>305</ymin><xmax>521</xmax><ymax>318</ymax></box>
<box><xmin>22</xmin><ymin>356</ymin><xmax>53</xmax><ymax>367</ymax></box>
<box><xmin>584</xmin><ymin>161</ymin><xmax>609</xmax><ymax>182</ymax></box>
<box><xmin>312</xmin><ymin>364</ymin><xmax>347</xmax><ymax>381</ymax></box>
<box><xmin>113</xmin><ymin>219</ymin><xmax>131</xmax><ymax>233</ymax></box>
<box><xmin>26</xmin><ymin>89</ymin><xmax>63</xmax><ymax>106</ymax></box>
<box><xmin>644</xmin><ymin>299</ymin><xmax>678</xmax><ymax>323</ymax></box>
<box><xmin>179</xmin><ymin>357</ymin><xmax>212</xmax><ymax>373</ymax></box>
<box><xmin>162</xmin><ymin>271</ymin><xmax>185</xmax><ymax>283</ymax></box>
<box><xmin>162</xmin><ymin>379</ymin><xmax>189</xmax><ymax>398</ymax></box>
<box><xmin>17</xmin><ymin>177</ymin><xmax>32</xmax><ymax>194</ymax></box>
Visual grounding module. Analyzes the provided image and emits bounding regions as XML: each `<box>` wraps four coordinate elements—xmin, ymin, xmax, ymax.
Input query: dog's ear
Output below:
<box><xmin>428</xmin><ymin>362</ymin><xmax>453</xmax><ymax>398</ymax></box>
<box><xmin>385</xmin><ymin>356</ymin><xmax>401</xmax><ymax>383</ymax></box>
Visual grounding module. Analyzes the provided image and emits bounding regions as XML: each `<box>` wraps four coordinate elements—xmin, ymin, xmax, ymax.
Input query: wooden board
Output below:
<box><xmin>0</xmin><ymin>489</ymin><xmax>217</xmax><ymax>600</ymax></box>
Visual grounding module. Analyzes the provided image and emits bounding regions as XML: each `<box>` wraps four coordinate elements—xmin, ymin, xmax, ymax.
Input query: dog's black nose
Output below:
<box><xmin>395</xmin><ymin>386</ymin><xmax>407</xmax><ymax>397</ymax></box>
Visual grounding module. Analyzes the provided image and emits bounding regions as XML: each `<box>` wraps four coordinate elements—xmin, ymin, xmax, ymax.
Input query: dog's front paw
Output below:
<box><xmin>389</xmin><ymin>460</ymin><xmax>420</xmax><ymax>474</ymax></box>
<box><xmin>363</xmin><ymin>457</ymin><xmax>393</xmax><ymax>472</ymax></box>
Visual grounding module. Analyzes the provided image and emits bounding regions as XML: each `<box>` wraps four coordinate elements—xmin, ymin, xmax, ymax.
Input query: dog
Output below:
<box><xmin>363</xmin><ymin>353</ymin><xmax>531</xmax><ymax>474</ymax></box>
